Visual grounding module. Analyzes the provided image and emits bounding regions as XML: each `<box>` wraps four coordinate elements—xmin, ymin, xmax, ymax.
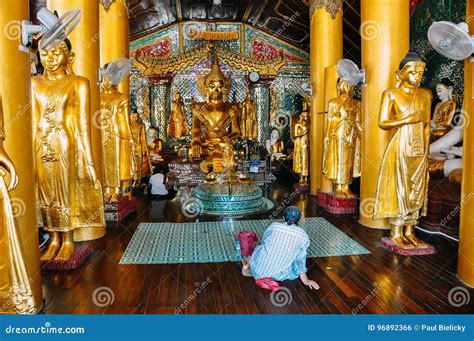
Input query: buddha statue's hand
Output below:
<box><xmin>0</xmin><ymin>147</ymin><xmax>18</xmax><ymax>191</ymax></box>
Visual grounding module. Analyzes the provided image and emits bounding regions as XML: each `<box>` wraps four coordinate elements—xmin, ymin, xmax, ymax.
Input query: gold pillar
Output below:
<box><xmin>47</xmin><ymin>0</ymin><xmax>103</xmax><ymax>182</ymax></box>
<box><xmin>99</xmin><ymin>0</ymin><xmax>130</xmax><ymax>95</ymax></box>
<box><xmin>458</xmin><ymin>0</ymin><xmax>474</xmax><ymax>287</ymax></box>
<box><xmin>358</xmin><ymin>0</ymin><xmax>409</xmax><ymax>229</ymax></box>
<box><xmin>309</xmin><ymin>1</ymin><xmax>343</xmax><ymax>195</ymax></box>
<box><xmin>320</xmin><ymin>65</ymin><xmax>339</xmax><ymax>193</ymax></box>
<box><xmin>0</xmin><ymin>0</ymin><xmax>43</xmax><ymax>311</ymax></box>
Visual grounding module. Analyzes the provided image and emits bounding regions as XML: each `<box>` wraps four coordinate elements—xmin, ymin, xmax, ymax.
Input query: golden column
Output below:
<box><xmin>47</xmin><ymin>0</ymin><xmax>103</xmax><ymax>182</ymax></box>
<box><xmin>458</xmin><ymin>0</ymin><xmax>474</xmax><ymax>287</ymax></box>
<box><xmin>0</xmin><ymin>0</ymin><xmax>43</xmax><ymax>311</ymax></box>
<box><xmin>99</xmin><ymin>0</ymin><xmax>130</xmax><ymax>95</ymax></box>
<box><xmin>309</xmin><ymin>0</ymin><xmax>343</xmax><ymax>195</ymax></box>
<box><xmin>358</xmin><ymin>0</ymin><xmax>409</xmax><ymax>228</ymax></box>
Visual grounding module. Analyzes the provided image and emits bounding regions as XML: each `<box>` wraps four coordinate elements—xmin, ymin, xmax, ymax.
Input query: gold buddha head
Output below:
<box><xmin>201</xmin><ymin>54</ymin><xmax>230</xmax><ymax>102</ymax></box>
<box><xmin>337</xmin><ymin>78</ymin><xmax>355</xmax><ymax>97</ymax></box>
<box><xmin>131</xmin><ymin>112</ymin><xmax>140</xmax><ymax>123</ymax></box>
<box><xmin>39</xmin><ymin>39</ymin><xmax>74</xmax><ymax>75</ymax></box>
<box><xmin>175</xmin><ymin>92</ymin><xmax>182</xmax><ymax>101</ymax></box>
<box><xmin>396</xmin><ymin>51</ymin><xmax>425</xmax><ymax>88</ymax></box>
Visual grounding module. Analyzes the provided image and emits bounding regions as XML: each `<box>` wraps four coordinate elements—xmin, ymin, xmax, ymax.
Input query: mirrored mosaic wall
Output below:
<box><xmin>130</xmin><ymin>22</ymin><xmax>310</xmax><ymax>146</ymax></box>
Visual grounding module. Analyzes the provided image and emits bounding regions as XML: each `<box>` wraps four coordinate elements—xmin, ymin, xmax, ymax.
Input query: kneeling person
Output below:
<box><xmin>244</xmin><ymin>206</ymin><xmax>319</xmax><ymax>290</ymax></box>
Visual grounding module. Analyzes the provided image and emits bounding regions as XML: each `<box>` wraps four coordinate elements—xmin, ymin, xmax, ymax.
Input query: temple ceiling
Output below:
<box><xmin>29</xmin><ymin>0</ymin><xmax>362</xmax><ymax>62</ymax></box>
<box><xmin>125</xmin><ymin>0</ymin><xmax>361</xmax><ymax>60</ymax></box>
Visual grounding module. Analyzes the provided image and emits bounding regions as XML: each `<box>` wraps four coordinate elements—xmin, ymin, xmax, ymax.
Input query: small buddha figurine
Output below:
<box><xmin>373</xmin><ymin>51</ymin><xmax>432</xmax><ymax>250</ymax></box>
<box><xmin>146</xmin><ymin>127</ymin><xmax>164</xmax><ymax>162</ymax></box>
<box><xmin>32</xmin><ymin>39</ymin><xmax>105</xmax><ymax>261</ymax></box>
<box><xmin>168</xmin><ymin>92</ymin><xmax>189</xmax><ymax>139</ymax></box>
<box><xmin>100</xmin><ymin>69</ymin><xmax>136</xmax><ymax>202</ymax></box>
<box><xmin>240</xmin><ymin>92</ymin><xmax>258</xmax><ymax>140</ymax></box>
<box><xmin>322</xmin><ymin>78</ymin><xmax>362</xmax><ymax>198</ymax></box>
<box><xmin>191</xmin><ymin>54</ymin><xmax>241</xmax><ymax>172</ymax></box>
<box><xmin>0</xmin><ymin>95</ymin><xmax>36</xmax><ymax>314</ymax></box>
<box><xmin>292</xmin><ymin>108</ymin><xmax>310</xmax><ymax>185</ymax></box>
<box><xmin>265</xmin><ymin>128</ymin><xmax>286</xmax><ymax>160</ymax></box>
<box><xmin>431</xmin><ymin>78</ymin><xmax>456</xmax><ymax>141</ymax></box>
<box><xmin>131</xmin><ymin>112</ymin><xmax>152</xmax><ymax>181</ymax></box>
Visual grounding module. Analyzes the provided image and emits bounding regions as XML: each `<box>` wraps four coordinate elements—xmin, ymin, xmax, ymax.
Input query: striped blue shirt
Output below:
<box><xmin>250</xmin><ymin>222</ymin><xmax>310</xmax><ymax>281</ymax></box>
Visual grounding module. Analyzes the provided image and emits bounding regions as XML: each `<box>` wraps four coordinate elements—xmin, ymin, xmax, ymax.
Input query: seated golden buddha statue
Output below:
<box><xmin>431</xmin><ymin>78</ymin><xmax>456</xmax><ymax>141</ymax></box>
<box><xmin>191</xmin><ymin>54</ymin><xmax>241</xmax><ymax>172</ymax></box>
<box><xmin>146</xmin><ymin>127</ymin><xmax>164</xmax><ymax>163</ymax></box>
<box><xmin>322</xmin><ymin>78</ymin><xmax>362</xmax><ymax>198</ymax></box>
<box><xmin>266</xmin><ymin>128</ymin><xmax>286</xmax><ymax>160</ymax></box>
<box><xmin>100</xmin><ymin>71</ymin><xmax>136</xmax><ymax>202</ymax></box>
<box><xmin>373</xmin><ymin>51</ymin><xmax>432</xmax><ymax>251</ymax></box>
<box><xmin>168</xmin><ymin>92</ymin><xmax>189</xmax><ymax>140</ymax></box>
<box><xmin>240</xmin><ymin>92</ymin><xmax>258</xmax><ymax>140</ymax></box>
<box><xmin>32</xmin><ymin>39</ymin><xmax>105</xmax><ymax>261</ymax></box>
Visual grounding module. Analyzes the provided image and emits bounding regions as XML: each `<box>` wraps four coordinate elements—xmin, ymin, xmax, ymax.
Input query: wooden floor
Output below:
<box><xmin>41</xmin><ymin>181</ymin><xmax>474</xmax><ymax>314</ymax></box>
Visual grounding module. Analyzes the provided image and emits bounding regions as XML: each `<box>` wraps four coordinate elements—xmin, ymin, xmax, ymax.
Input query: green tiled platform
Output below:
<box><xmin>120</xmin><ymin>217</ymin><xmax>370</xmax><ymax>264</ymax></box>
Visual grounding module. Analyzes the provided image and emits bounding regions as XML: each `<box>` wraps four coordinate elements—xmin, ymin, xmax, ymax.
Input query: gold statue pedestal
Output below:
<box><xmin>381</xmin><ymin>237</ymin><xmax>436</xmax><ymax>256</ymax></box>
<box><xmin>41</xmin><ymin>244</ymin><xmax>91</xmax><ymax>270</ymax></box>
<box><xmin>316</xmin><ymin>190</ymin><xmax>357</xmax><ymax>214</ymax></box>
<box><xmin>104</xmin><ymin>197</ymin><xmax>137</xmax><ymax>221</ymax></box>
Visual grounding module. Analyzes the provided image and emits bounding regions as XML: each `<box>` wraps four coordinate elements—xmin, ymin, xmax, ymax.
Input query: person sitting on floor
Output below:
<box><xmin>149</xmin><ymin>165</ymin><xmax>175</xmax><ymax>200</ymax></box>
<box><xmin>242</xmin><ymin>206</ymin><xmax>319</xmax><ymax>290</ymax></box>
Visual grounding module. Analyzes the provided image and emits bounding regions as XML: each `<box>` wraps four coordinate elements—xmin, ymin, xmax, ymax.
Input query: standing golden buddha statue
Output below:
<box><xmin>131</xmin><ymin>112</ymin><xmax>152</xmax><ymax>181</ymax></box>
<box><xmin>292</xmin><ymin>101</ymin><xmax>310</xmax><ymax>187</ymax></box>
<box><xmin>373</xmin><ymin>51</ymin><xmax>434</xmax><ymax>253</ymax></box>
<box><xmin>168</xmin><ymin>92</ymin><xmax>189</xmax><ymax>139</ymax></box>
<box><xmin>191</xmin><ymin>54</ymin><xmax>241</xmax><ymax>172</ymax></box>
<box><xmin>32</xmin><ymin>40</ymin><xmax>105</xmax><ymax>261</ymax></box>
<box><xmin>0</xmin><ymin>96</ymin><xmax>36</xmax><ymax>314</ymax></box>
<box><xmin>430</xmin><ymin>78</ymin><xmax>456</xmax><ymax>141</ymax></box>
<box><xmin>240</xmin><ymin>92</ymin><xmax>258</xmax><ymax>140</ymax></box>
<box><xmin>100</xmin><ymin>69</ymin><xmax>136</xmax><ymax>202</ymax></box>
<box><xmin>322</xmin><ymin>79</ymin><xmax>362</xmax><ymax>198</ymax></box>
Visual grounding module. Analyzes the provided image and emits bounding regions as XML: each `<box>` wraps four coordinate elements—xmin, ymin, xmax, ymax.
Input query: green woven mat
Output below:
<box><xmin>119</xmin><ymin>217</ymin><xmax>370</xmax><ymax>264</ymax></box>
